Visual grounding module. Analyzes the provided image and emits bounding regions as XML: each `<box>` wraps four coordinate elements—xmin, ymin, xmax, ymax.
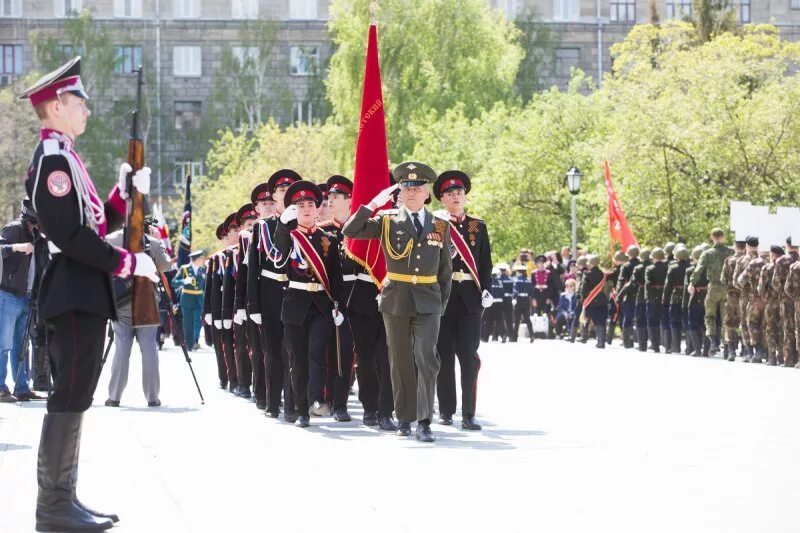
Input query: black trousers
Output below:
<box><xmin>45</xmin><ymin>311</ymin><xmax>106</xmax><ymax>413</ymax></box>
<box><xmin>349</xmin><ymin>309</ymin><xmax>394</xmax><ymax>417</ymax></box>
<box><xmin>513</xmin><ymin>299</ymin><xmax>533</xmax><ymax>340</ymax></box>
<box><xmin>483</xmin><ymin>304</ymin><xmax>505</xmax><ymax>340</ymax></box>
<box><xmin>221</xmin><ymin>327</ymin><xmax>237</xmax><ymax>386</ymax></box>
<box><xmin>234</xmin><ymin>322</ymin><xmax>251</xmax><ymax>389</ymax></box>
<box><xmin>247</xmin><ymin>319</ymin><xmax>266</xmax><ymax>404</ymax></box>
<box><xmin>260</xmin><ymin>317</ymin><xmax>291</xmax><ymax>414</ymax></box>
<box><xmin>327</xmin><ymin>316</ymin><xmax>355</xmax><ymax>410</ymax></box>
<box><xmin>284</xmin><ymin>309</ymin><xmax>333</xmax><ymax>416</ymax></box>
<box><xmin>436</xmin><ymin>307</ymin><xmax>482</xmax><ymax>418</ymax></box>
<box><xmin>211</xmin><ymin>326</ymin><xmax>226</xmax><ymax>385</ymax></box>
<box><xmin>501</xmin><ymin>300</ymin><xmax>514</xmax><ymax>339</ymax></box>
<box><xmin>584</xmin><ymin>305</ymin><xmax>608</xmax><ymax>328</ymax></box>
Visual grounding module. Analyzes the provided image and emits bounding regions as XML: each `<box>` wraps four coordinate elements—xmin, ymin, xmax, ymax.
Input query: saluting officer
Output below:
<box><xmin>172</xmin><ymin>249</ymin><xmax>207</xmax><ymax>350</ymax></box>
<box><xmin>275</xmin><ymin>180</ymin><xmax>344</xmax><ymax>428</ymax></box>
<box><xmin>432</xmin><ymin>171</ymin><xmax>493</xmax><ymax>431</ymax></box>
<box><xmin>344</xmin><ymin>162</ymin><xmax>452</xmax><ymax>443</ymax></box>
<box><xmin>21</xmin><ymin>57</ymin><xmax>158</xmax><ymax>532</ymax></box>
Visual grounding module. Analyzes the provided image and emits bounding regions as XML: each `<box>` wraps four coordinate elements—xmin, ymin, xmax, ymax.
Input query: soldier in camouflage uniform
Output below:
<box><xmin>732</xmin><ymin>237</ymin><xmax>759</xmax><ymax>361</ymax></box>
<box><xmin>689</xmin><ymin>228</ymin><xmax>733</xmax><ymax>357</ymax></box>
<box><xmin>645</xmin><ymin>248</ymin><xmax>668</xmax><ymax>353</ymax></box>
<box><xmin>774</xmin><ymin>238</ymin><xmax>799</xmax><ymax>367</ymax></box>
<box><xmin>685</xmin><ymin>244</ymin><xmax>710</xmax><ymax>356</ymax></box>
<box><xmin>663</xmin><ymin>244</ymin><xmax>690</xmax><ymax>354</ymax></box>
<box><xmin>616</xmin><ymin>245</ymin><xmax>641</xmax><ymax>349</ymax></box>
<box><xmin>721</xmin><ymin>240</ymin><xmax>745</xmax><ymax>361</ymax></box>
<box><xmin>632</xmin><ymin>248</ymin><xmax>652</xmax><ymax>352</ymax></box>
<box><xmin>739</xmin><ymin>244</ymin><xmax>767</xmax><ymax>364</ymax></box>
<box><xmin>758</xmin><ymin>245</ymin><xmax>784</xmax><ymax>366</ymax></box>
<box><xmin>783</xmin><ymin>250</ymin><xmax>800</xmax><ymax>369</ymax></box>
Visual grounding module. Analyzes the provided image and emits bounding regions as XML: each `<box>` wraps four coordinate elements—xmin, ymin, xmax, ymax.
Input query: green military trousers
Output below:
<box><xmin>704</xmin><ymin>283</ymin><xmax>727</xmax><ymax>337</ymax></box>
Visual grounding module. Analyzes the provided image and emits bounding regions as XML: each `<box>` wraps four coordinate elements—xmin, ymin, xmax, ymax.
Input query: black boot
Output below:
<box><xmin>742</xmin><ymin>345</ymin><xmax>752</xmax><ymax>363</ymax></box>
<box><xmin>568</xmin><ymin>325</ymin><xmax>577</xmax><ymax>343</ymax></box>
<box><xmin>670</xmin><ymin>328</ymin><xmax>682</xmax><ymax>354</ymax></box>
<box><xmin>606</xmin><ymin>321</ymin><xmax>616</xmax><ymax>345</ymax></box>
<box><xmin>623</xmin><ymin>327</ymin><xmax>635</xmax><ymax>349</ymax></box>
<box><xmin>701</xmin><ymin>335</ymin><xmax>710</xmax><ymax>357</ymax></box>
<box><xmin>595</xmin><ymin>324</ymin><xmax>606</xmax><ymax>349</ymax></box>
<box><xmin>637</xmin><ymin>327</ymin><xmax>648</xmax><ymax>352</ymax></box>
<box><xmin>727</xmin><ymin>341</ymin><xmax>737</xmax><ymax>361</ymax></box>
<box><xmin>709</xmin><ymin>336</ymin><xmax>719</xmax><ymax>357</ymax></box>
<box><xmin>648</xmin><ymin>327</ymin><xmax>660</xmax><ymax>353</ymax></box>
<box><xmin>579</xmin><ymin>324</ymin><xmax>589</xmax><ymax>344</ymax></box>
<box><xmin>685</xmin><ymin>330</ymin><xmax>694</xmax><ymax>355</ymax></box>
<box><xmin>750</xmin><ymin>345</ymin><xmax>765</xmax><ymax>364</ymax></box>
<box><xmin>72</xmin><ymin>415</ymin><xmax>119</xmax><ymax>523</ymax></box>
<box><xmin>36</xmin><ymin>413</ymin><xmax>114</xmax><ymax>532</ymax></box>
<box><xmin>662</xmin><ymin>327</ymin><xmax>672</xmax><ymax>354</ymax></box>
<box><xmin>689</xmin><ymin>330</ymin><xmax>703</xmax><ymax>356</ymax></box>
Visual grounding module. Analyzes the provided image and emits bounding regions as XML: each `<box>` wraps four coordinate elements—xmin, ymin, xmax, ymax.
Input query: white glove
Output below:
<box><xmin>223</xmin><ymin>319</ymin><xmax>232</xmax><ymax>329</ymax></box>
<box><xmin>368</xmin><ymin>183</ymin><xmax>399</xmax><ymax>209</ymax></box>
<box><xmin>481</xmin><ymin>290</ymin><xmax>493</xmax><ymax>308</ymax></box>
<box><xmin>117</xmin><ymin>164</ymin><xmax>152</xmax><ymax>199</ymax></box>
<box><xmin>182</xmin><ymin>277</ymin><xmax>194</xmax><ymax>286</ymax></box>
<box><xmin>332</xmin><ymin>308</ymin><xmax>344</xmax><ymax>327</ymax></box>
<box><xmin>214</xmin><ymin>320</ymin><xmax>222</xmax><ymax>329</ymax></box>
<box><xmin>280</xmin><ymin>204</ymin><xmax>298</xmax><ymax>224</ymax></box>
<box><xmin>235</xmin><ymin>309</ymin><xmax>247</xmax><ymax>324</ymax></box>
<box><xmin>133</xmin><ymin>253</ymin><xmax>159</xmax><ymax>282</ymax></box>
<box><xmin>375</xmin><ymin>294</ymin><xmax>382</xmax><ymax>306</ymax></box>
<box><xmin>204</xmin><ymin>314</ymin><xmax>212</xmax><ymax>326</ymax></box>
<box><xmin>512</xmin><ymin>299</ymin><xmax>518</xmax><ymax>307</ymax></box>
<box><xmin>250</xmin><ymin>313</ymin><xmax>262</xmax><ymax>325</ymax></box>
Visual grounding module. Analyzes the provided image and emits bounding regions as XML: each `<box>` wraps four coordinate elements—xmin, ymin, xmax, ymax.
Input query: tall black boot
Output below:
<box><xmin>595</xmin><ymin>323</ymin><xmax>606</xmax><ymax>349</ymax></box>
<box><xmin>73</xmin><ymin>415</ymin><xmax>119</xmax><ymax>523</ymax></box>
<box><xmin>689</xmin><ymin>330</ymin><xmax>703</xmax><ymax>357</ymax></box>
<box><xmin>726</xmin><ymin>341</ymin><xmax>737</xmax><ymax>361</ymax></box>
<box><xmin>671</xmin><ymin>328</ymin><xmax>682</xmax><ymax>354</ymax></box>
<box><xmin>709</xmin><ymin>335</ymin><xmax>719</xmax><ymax>357</ymax></box>
<box><xmin>702</xmin><ymin>335</ymin><xmax>710</xmax><ymax>357</ymax></box>
<box><xmin>579</xmin><ymin>323</ymin><xmax>589</xmax><ymax>344</ymax></box>
<box><xmin>568</xmin><ymin>324</ymin><xmax>577</xmax><ymax>343</ymax></box>
<box><xmin>648</xmin><ymin>327</ymin><xmax>661</xmax><ymax>353</ymax></box>
<box><xmin>685</xmin><ymin>330</ymin><xmax>694</xmax><ymax>355</ymax></box>
<box><xmin>637</xmin><ymin>326</ymin><xmax>648</xmax><ymax>352</ymax></box>
<box><xmin>606</xmin><ymin>320</ymin><xmax>616</xmax><ymax>345</ymax></box>
<box><xmin>750</xmin><ymin>344</ymin><xmax>765</xmax><ymax>364</ymax></box>
<box><xmin>36</xmin><ymin>413</ymin><xmax>114</xmax><ymax>532</ymax></box>
<box><xmin>623</xmin><ymin>327</ymin><xmax>634</xmax><ymax>348</ymax></box>
<box><xmin>662</xmin><ymin>327</ymin><xmax>672</xmax><ymax>354</ymax></box>
<box><xmin>742</xmin><ymin>345</ymin><xmax>753</xmax><ymax>363</ymax></box>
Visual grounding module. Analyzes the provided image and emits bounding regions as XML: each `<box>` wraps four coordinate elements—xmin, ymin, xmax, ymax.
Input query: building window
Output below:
<box><xmin>0</xmin><ymin>44</ymin><xmax>22</xmax><ymax>85</ymax></box>
<box><xmin>493</xmin><ymin>0</ymin><xmax>519</xmax><ymax>18</ymax></box>
<box><xmin>54</xmin><ymin>0</ymin><xmax>82</xmax><ymax>17</ymax></box>
<box><xmin>292</xmin><ymin>101</ymin><xmax>313</xmax><ymax>126</ymax></box>
<box><xmin>173</xmin><ymin>0</ymin><xmax>200</xmax><ymax>18</ymax></box>
<box><xmin>0</xmin><ymin>0</ymin><xmax>21</xmax><ymax>17</ymax></box>
<box><xmin>610</xmin><ymin>0</ymin><xmax>635</xmax><ymax>21</ymax></box>
<box><xmin>114</xmin><ymin>46</ymin><xmax>142</xmax><ymax>75</ymax></box>
<box><xmin>289</xmin><ymin>0</ymin><xmax>317</xmax><ymax>19</ymax></box>
<box><xmin>793</xmin><ymin>0</ymin><xmax>800</xmax><ymax>10</ymax></box>
<box><xmin>231</xmin><ymin>46</ymin><xmax>259</xmax><ymax>66</ymax></box>
<box><xmin>231</xmin><ymin>0</ymin><xmax>257</xmax><ymax>19</ymax></box>
<box><xmin>173</xmin><ymin>46</ymin><xmax>201</xmax><ymax>77</ymax></box>
<box><xmin>290</xmin><ymin>46</ymin><xmax>319</xmax><ymax>76</ymax></box>
<box><xmin>665</xmin><ymin>0</ymin><xmax>692</xmax><ymax>18</ymax></box>
<box><xmin>555</xmin><ymin>47</ymin><xmax>580</xmax><ymax>80</ymax></box>
<box><xmin>174</xmin><ymin>101</ymin><xmax>202</xmax><ymax>130</ymax></box>
<box><xmin>173</xmin><ymin>161</ymin><xmax>203</xmax><ymax>187</ymax></box>
<box><xmin>736</xmin><ymin>0</ymin><xmax>750</xmax><ymax>22</ymax></box>
<box><xmin>114</xmin><ymin>0</ymin><xmax>142</xmax><ymax>17</ymax></box>
<box><xmin>553</xmin><ymin>0</ymin><xmax>579</xmax><ymax>20</ymax></box>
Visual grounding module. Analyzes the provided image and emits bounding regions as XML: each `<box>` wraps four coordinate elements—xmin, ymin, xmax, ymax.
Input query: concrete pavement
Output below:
<box><xmin>2</xmin><ymin>337</ymin><xmax>799</xmax><ymax>532</ymax></box>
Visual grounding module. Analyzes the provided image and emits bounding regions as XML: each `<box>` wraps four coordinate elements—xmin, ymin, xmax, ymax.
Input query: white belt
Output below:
<box><xmin>452</xmin><ymin>271</ymin><xmax>474</xmax><ymax>282</ymax></box>
<box><xmin>493</xmin><ymin>297</ymin><xmax>503</xmax><ymax>303</ymax></box>
<box><xmin>288</xmin><ymin>281</ymin><xmax>325</xmax><ymax>292</ymax></box>
<box><xmin>535</xmin><ymin>285</ymin><xmax>548</xmax><ymax>289</ymax></box>
<box><xmin>261</xmin><ymin>269</ymin><xmax>288</xmax><ymax>282</ymax></box>
<box><xmin>343</xmin><ymin>273</ymin><xmax>374</xmax><ymax>284</ymax></box>
<box><xmin>48</xmin><ymin>241</ymin><xmax>61</xmax><ymax>255</ymax></box>
<box><xmin>517</xmin><ymin>293</ymin><xmax>529</xmax><ymax>297</ymax></box>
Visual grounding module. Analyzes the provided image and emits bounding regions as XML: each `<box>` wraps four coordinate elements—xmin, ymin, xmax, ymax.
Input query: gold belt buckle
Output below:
<box><xmin>411</xmin><ymin>275</ymin><xmax>418</xmax><ymax>285</ymax></box>
<box><xmin>307</xmin><ymin>282</ymin><xmax>319</xmax><ymax>292</ymax></box>
<box><xmin>453</xmin><ymin>271</ymin><xmax>464</xmax><ymax>282</ymax></box>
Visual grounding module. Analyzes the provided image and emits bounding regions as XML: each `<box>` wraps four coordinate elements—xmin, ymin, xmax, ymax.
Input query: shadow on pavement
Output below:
<box><xmin>119</xmin><ymin>406</ymin><xmax>200</xmax><ymax>414</ymax></box>
<box><xmin>1</xmin><ymin>443</ymin><xmax>32</xmax><ymax>451</ymax></box>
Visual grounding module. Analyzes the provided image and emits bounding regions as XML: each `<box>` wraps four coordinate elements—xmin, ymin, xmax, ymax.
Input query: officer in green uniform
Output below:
<box><xmin>172</xmin><ymin>250</ymin><xmax>207</xmax><ymax>350</ymax></box>
<box><xmin>343</xmin><ymin>162</ymin><xmax>452</xmax><ymax>443</ymax></box>
<box><xmin>689</xmin><ymin>228</ymin><xmax>733</xmax><ymax>356</ymax></box>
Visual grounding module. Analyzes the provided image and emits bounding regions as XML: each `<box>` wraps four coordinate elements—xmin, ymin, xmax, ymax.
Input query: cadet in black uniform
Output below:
<box><xmin>499</xmin><ymin>263</ymin><xmax>514</xmax><ymax>341</ymax></box>
<box><xmin>664</xmin><ymin>244</ymin><xmax>690</xmax><ymax>354</ymax></box>
<box><xmin>21</xmin><ymin>57</ymin><xmax>158</xmax><ymax>532</ymax></box>
<box><xmin>433</xmin><ymin>171</ymin><xmax>493</xmax><ymax>430</ymax></box>
<box><xmin>246</xmin><ymin>171</ymin><xmax>300</xmax><ymax>420</ymax></box>
<box><xmin>644</xmin><ymin>248</ymin><xmax>668</xmax><ymax>353</ymax></box>
<box><xmin>606</xmin><ymin>251</ymin><xmax>626</xmax><ymax>345</ymax></box>
<box><xmin>231</xmin><ymin>204</ymin><xmax>257</xmax><ymax>398</ymax></box>
<box><xmin>275</xmin><ymin>180</ymin><xmax>344</xmax><ymax>428</ymax></box>
<box><xmin>580</xmin><ymin>255</ymin><xmax>609</xmax><ymax>348</ymax></box>
<box><xmin>485</xmin><ymin>267</ymin><xmax>506</xmax><ymax>341</ymax></box>
<box><xmin>218</xmin><ymin>212</ymin><xmax>239</xmax><ymax>393</ymax></box>
<box><xmin>632</xmin><ymin>248</ymin><xmax>651</xmax><ymax>352</ymax></box>
<box><xmin>616</xmin><ymin>245</ymin><xmax>641</xmax><ymax>349</ymax></box>
<box><xmin>203</xmin><ymin>233</ymin><xmax>223</xmax><ymax>388</ymax></box>
<box><xmin>512</xmin><ymin>264</ymin><xmax>534</xmax><ymax>342</ymax></box>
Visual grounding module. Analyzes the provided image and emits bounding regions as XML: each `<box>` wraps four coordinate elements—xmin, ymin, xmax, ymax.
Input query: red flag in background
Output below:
<box><xmin>604</xmin><ymin>161</ymin><xmax>638</xmax><ymax>251</ymax></box>
<box><xmin>345</xmin><ymin>23</ymin><xmax>390</xmax><ymax>286</ymax></box>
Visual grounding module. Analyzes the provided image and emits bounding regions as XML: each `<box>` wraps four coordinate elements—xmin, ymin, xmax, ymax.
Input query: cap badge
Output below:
<box><xmin>407</xmin><ymin>163</ymin><xmax>417</xmax><ymax>170</ymax></box>
<box><xmin>408</xmin><ymin>173</ymin><xmax>417</xmax><ymax>180</ymax></box>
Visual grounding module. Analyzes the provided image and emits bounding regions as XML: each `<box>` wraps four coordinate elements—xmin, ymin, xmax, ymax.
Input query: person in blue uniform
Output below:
<box><xmin>512</xmin><ymin>264</ymin><xmax>534</xmax><ymax>342</ymax></box>
<box><xmin>172</xmin><ymin>249</ymin><xmax>206</xmax><ymax>350</ymax></box>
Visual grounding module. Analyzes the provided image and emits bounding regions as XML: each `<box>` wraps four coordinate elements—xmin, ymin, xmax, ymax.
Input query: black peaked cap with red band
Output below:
<box><xmin>326</xmin><ymin>175</ymin><xmax>353</xmax><ymax>197</ymax></box>
<box><xmin>250</xmin><ymin>183</ymin><xmax>272</xmax><ymax>204</ymax></box>
<box><xmin>434</xmin><ymin>170</ymin><xmax>471</xmax><ymax>201</ymax></box>
<box><xmin>316</xmin><ymin>184</ymin><xmax>329</xmax><ymax>200</ymax></box>
<box><xmin>236</xmin><ymin>203</ymin><xmax>257</xmax><ymax>225</ymax></box>
<box><xmin>284</xmin><ymin>180</ymin><xmax>323</xmax><ymax>208</ymax></box>
<box><xmin>267</xmin><ymin>169</ymin><xmax>302</xmax><ymax>194</ymax></box>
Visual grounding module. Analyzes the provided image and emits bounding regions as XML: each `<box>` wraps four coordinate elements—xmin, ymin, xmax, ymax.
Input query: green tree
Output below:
<box><xmin>0</xmin><ymin>79</ymin><xmax>40</xmax><ymax>221</ymax></box>
<box><xmin>693</xmin><ymin>0</ymin><xmax>737</xmax><ymax>42</ymax></box>
<box><xmin>326</xmin><ymin>0</ymin><xmax>524</xmax><ymax>162</ymax></box>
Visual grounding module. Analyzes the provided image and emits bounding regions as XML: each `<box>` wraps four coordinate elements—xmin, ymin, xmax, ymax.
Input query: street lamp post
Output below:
<box><xmin>565</xmin><ymin>167</ymin><xmax>583</xmax><ymax>260</ymax></box>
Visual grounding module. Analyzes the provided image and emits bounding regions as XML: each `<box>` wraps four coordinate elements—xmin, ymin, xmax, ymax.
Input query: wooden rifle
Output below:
<box><xmin>124</xmin><ymin>66</ymin><xmax>159</xmax><ymax>326</ymax></box>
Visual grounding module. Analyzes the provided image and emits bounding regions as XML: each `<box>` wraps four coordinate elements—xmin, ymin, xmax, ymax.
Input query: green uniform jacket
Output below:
<box><xmin>343</xmin><ymin>205</ymin><xmax>452</xmax><ymax>317</ymax></box>
<box><xmin>691</xmin><ymin>243</ymin><xmax>733</xmax><ymax>287</ymax></box>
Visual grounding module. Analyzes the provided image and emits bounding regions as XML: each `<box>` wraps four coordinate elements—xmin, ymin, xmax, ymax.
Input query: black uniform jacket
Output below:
<box><xmin>246</xmin><ymin>217</ymin><xmax>288</xmax><ymax>320</ymax></box>
<box><xmin>444</xmin><ymin>214</ymin><xmax>492</xmax><ymax>315</ymax></box>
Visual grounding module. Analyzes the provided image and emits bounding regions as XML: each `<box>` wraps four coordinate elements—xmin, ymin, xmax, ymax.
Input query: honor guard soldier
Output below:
<box><xmin>486</xmin><ymin>267</ymin><xmax>507</xmax><ymax>341</ymax></box>
<box><xmin>218</xmin><ymin>213</ymin><xmax>240</xmax><ymax>393</ymax></box>
<box><xmin>774</xmin><ymin>238</ymin><xmax>798</xmax><ymax>367</ymax></box>
<box><xmin>616</xmin><ymin>245</ymin><xmax>641</xmax><ymax>349</ymax></box>
<box><xmin>432</xmin><ymin>170</ymin><xmax>493</xmax><ymax>431</ymax></box>
<box><xmin>685</xmin><ymin>244</ymin><xmax>710</xmax><ymax>356</ymax></box>
<box><xmin>275</xmin><ymin>180</ymin><xmax>344</xmax><ymax>428</ymax></box>
<box><xmin>203</xmin><ymin>232</ymin><xmax>223</xmax><ymax>385</ymax></box>
<box><xmin>644</xmin><ymin>248</ymin><xmax>668</xmax><ymax>352</ymax></box>
<box><xmin>344</xmin><ymin>162</ymin><xmax>452</xmax><ymax>443</ymax></box>
<box><xmin>512</xmin><ymin>264</ymin><xmax>534</xmax><ymax>342</ymax></box>
<box><xmin>606</xmin><ymin>251</ymin><xmax>626</xmax><ymax>345</ymax></box>
<box><xmin>632</xmin><ymin>248</ymin><xmax>651</xmax><ymax>351</ymax></box>
<box><xmin>230</xmin><ymin>204</ymin><xmax>257</xmax><ymax>397</ymax></box>
<box><xmin>246</xmin><ymin>171</ymin><xmax>300</xmax><ymax>419</ymax></box>
<box><xmin>580</xmin><ymin>255</ymin><xmax>609</xmax><ymax>348</ymax></box>
<box><xmin>663</xmin><ymin>244</ymin><xmax>690</xmax><ymax>354</ymax></box>
<box><xmin>689</xmin><ymin>228</ymin><xmax>733</xmax><ymax>356</ymax></box>
<box><xmin>172</xmin><ymin>250</ymin><xmax>207</xmax><ymax>350</ymax></box>
<box><xmin>22</xmin><ymin>57</ymin><xmax>159</xmax><ymax>532</ymax></box>
<box><xmin>569</xmin><ymin>256</ymin><xmax>589</xmax><ymax>343</ymax></box>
